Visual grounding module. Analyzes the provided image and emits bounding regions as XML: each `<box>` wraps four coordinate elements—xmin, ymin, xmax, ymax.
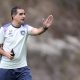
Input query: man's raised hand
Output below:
<box><xmin>42</xmin><ymin>15</ymin><xmax>53</xmax><ymax>28</ymax></box>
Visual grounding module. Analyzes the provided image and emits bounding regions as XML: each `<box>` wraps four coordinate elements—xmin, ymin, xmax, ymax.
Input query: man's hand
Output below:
<box><xmin>29</xmin><ymin>15</ymin><xmax>53</xmax><ymax>35</ymax></box>
<box><xmin>0</xmin><ymin>44</ymin><xmax>14</xmax><ymax>60</ymax></box>
<box><xmin>3</xmin><ymin>51</ymin><xmax>14</xmax><ymax>60</ymax></box>
<box><xmin>42</xmin><ymin>15</ymin><xmax>53</xmax><ymax>28</ymax></box>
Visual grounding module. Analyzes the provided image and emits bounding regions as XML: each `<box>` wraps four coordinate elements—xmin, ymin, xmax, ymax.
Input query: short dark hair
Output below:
<box><xmin>11</xmin><ymin>6</ymin><xmax>23</xmax><ymax>19</ymax></box>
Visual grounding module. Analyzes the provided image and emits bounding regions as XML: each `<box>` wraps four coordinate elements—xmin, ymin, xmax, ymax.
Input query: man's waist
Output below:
<box><xmin>0</xmin><ymin>59</ymin><xmax>27</xmax><ymax>69</ymax></box>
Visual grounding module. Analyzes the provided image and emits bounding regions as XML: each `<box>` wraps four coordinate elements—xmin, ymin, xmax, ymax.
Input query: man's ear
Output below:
<box><xmin>12</xmin><ymin>14</ymin><xmax>16</xmax><ymax>19</ymax></box>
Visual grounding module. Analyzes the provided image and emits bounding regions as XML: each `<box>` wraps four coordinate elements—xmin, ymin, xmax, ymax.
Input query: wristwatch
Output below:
<box><xmin>43</xmin><ymin>26</ymin><xmax>48</xmax><ymax>30</ymax></box>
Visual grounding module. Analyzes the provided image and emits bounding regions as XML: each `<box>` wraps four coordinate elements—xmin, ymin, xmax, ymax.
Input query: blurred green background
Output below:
<box><xmin>0</xmin><ymin>0</ymin><xmax>80</xmax><ymax>80</ymax></box>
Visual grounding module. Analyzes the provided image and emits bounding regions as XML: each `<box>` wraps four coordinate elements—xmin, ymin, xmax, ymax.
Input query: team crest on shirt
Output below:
<box><xmin>20</xmin><ymin>30</ymin><xmax>25</xmax><ymax>35</ymax></box>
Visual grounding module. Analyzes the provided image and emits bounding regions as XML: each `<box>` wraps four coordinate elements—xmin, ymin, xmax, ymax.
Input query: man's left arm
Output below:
<box><xmin>30</xmin><ymin>15</ymin><xmax>53</xmax><ymax>36</ymax></box>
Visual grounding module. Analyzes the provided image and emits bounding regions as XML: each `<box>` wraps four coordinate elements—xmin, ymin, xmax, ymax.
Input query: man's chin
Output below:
<box><xmin>20</xmin><ymin>21</ymin><xmax>25</xmax><ymax>24</ymax></box>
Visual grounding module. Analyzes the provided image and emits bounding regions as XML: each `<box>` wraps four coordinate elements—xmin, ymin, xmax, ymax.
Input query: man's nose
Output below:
<box><xmin>23</xmin><ymin>14</ymin><xmax>26</xmax><ymax>18</ymax></box>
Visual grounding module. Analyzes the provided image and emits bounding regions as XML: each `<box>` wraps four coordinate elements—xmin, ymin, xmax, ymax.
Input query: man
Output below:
<box><xmin>0</xmin><ymin>6</ymin><xmax>53</xmax><ymax>80</ymax></box>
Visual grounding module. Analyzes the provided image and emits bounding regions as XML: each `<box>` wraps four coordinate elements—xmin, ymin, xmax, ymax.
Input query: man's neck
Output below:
<box><xmin>11</xmin><ymin>20</ymin><xmax>21</xmax><ymax>28</ymax></box>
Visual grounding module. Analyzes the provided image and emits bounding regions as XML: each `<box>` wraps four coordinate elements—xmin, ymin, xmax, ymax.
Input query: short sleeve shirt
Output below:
<box><xmin>0</xmin><ymin>23</ymin><xmax>33</xmax><ymax>69</ymax></box>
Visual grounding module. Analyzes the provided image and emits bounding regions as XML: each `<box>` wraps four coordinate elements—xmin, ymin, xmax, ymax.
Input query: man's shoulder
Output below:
<box><xmin>2</xmin><ymin>23</ymin><xmax>11</xmax><ymax>32</ymax></box>
<box><xmin>2</xmin><ymin>23</ymin><xmax>11</xmax><ymax>28</ymax></box>
<box><xmin>21</xmin><ymin>23</ymin><xmax>29</xmax><ymax>29</ymax></box>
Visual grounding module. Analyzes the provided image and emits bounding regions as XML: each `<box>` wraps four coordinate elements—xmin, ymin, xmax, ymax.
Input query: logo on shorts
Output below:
<box><xmin>20</xmin><ymin>30</ymin><xmax>25</xmax><ymax>35</ymax></box>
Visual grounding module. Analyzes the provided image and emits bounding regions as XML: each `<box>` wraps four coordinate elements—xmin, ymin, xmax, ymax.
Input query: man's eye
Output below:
<box><xmin>19</xmin><ymin>13</ymin><xmax>25</xmax><ymax>15</ymax></box>
<box><xmin>19</xmin><ymin>13</ymin><xmax>23</xmax><ymax>15</ymax></box>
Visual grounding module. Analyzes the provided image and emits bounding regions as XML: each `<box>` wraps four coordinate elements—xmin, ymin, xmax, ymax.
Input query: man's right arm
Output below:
<box><xmin>0</xmin><ymin>44</ymin><xmax>13</xmax><ymax>60</ymax></box>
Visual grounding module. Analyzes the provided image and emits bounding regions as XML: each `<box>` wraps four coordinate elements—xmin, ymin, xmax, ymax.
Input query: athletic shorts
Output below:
<box><xmin>0</xmin><ymin>66</ymin><xmax>32</xmax><ymax>80</ymax></box>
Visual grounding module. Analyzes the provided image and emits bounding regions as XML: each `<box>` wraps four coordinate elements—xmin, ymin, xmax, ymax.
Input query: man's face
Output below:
<box><xmin>13</xmin><ymin>9</ymin><xmax>26</xmax><ymax>24</ymax></box>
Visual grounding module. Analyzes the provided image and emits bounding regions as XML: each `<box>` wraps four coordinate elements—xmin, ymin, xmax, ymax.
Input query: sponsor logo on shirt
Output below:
<box><xmin>8</xmin><ymin>30</ymin><xmax>13</xmax><ymax>37</ymax></box>
<box><xmin>9</xmin><ymin>30</ymin><xmax>12</xmax><ymax>35</ymax></box>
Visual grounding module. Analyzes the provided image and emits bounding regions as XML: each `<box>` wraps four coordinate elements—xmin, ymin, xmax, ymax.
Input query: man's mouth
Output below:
<box><xmin>21</xmin><ymin>19</ymin><xmax>25</xmax><ymax>21</ymax></box>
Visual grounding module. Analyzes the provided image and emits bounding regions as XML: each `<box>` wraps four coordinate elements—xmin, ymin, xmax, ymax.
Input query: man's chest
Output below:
<box><xmin>4</xmin><ymin>28</ymin><xmax>27</xmax><ymax>43</ymax></box>
<box><xmin>5</xmin><ymin>28</ymin><xmax>27</xmax><ymax>37</ymax></box>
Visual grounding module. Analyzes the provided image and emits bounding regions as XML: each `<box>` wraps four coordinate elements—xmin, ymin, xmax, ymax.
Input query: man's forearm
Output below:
<box><xmin>0</xmin><ymin>45</ymin><xmax>13</xmax><ymax>59</ymax></box>
<box><xmin>31</xmin><ymin>26</ymin><xmax>48</xmax><ymax>35</ymax></box>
